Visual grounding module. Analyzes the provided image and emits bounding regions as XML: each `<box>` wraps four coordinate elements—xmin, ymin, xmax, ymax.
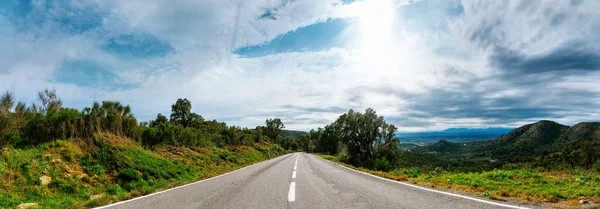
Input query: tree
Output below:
<box><xmin>0</xmin><ymin>90</ymin><xmax>15</xmax><ymax>114</ymax></box>
<box><xmin>188</xmin><ymin>113</ymin><xmax>205</xmax><ymax>129</ymax></box>
<box><xmin>150</xmin><ymin>113</ymin><xmax>168</xmax><ymax>127</ymax></box>
<box><xmin>38</xmin><ymin>89</ymin><xmax>62</xmax><ymax>114</ymax></box>
<box><xmin>332</xmin><ymin>108</ymin><xmax>399</xmax><ymax>166</ymax></box>
<box><xmin>0</xmin><ymin>91</ymin><xmax>15</xmax><ymax>136</ymax></box>
<box><xmin>299</xmin><ymin>133</ymin><xmax>316</xmax><ymax>153</ymax></box>
<box><xmin>265</xmin><ymin>118</ymin><xmax>285</xmax><ymax>141</ymax></box>
<box><xmin>170</xmin><ymin>98</ymin><xmax>192</xmax><ymax>127</ymax></box>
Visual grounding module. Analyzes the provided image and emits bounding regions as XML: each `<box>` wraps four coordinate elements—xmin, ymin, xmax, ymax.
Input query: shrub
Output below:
<box><xmin>1</xmin><ymin>132</ymin><xmax>21</xmax><ymax>147</ymax></box>
<box><xmin>48</xmin><ymin>179</ymin><xmax>78</xmax><ymax>194</ymax></box>
<box><xmin>107</xmin><ymin>184</ymin><xmax>124</xmax><ymax>195</ymax></box>
<box><xmin>118</xmin><ymin>169</ymin><xmax>141</xmax><ymax>183</ymax></box>
<box><xmin>592</xmin><ymin>160</ymin><xmax>600</xmax><ymax>172</ymax></box>
<box><xmin>374</xmin><ymin>157</ymin><xmax>391</xmax><ymax>171</ymax></box>
<box><xmin>86</xmin><ymin>164</ymin><xmax>104</xmax><ymax>176</ymax></box>
<box><xmin>483</xmin><ymin>191</ymin><xmax>491</xmax><ymax>197</ymax></box>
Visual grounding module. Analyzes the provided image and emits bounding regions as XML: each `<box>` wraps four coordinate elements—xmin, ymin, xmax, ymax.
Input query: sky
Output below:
<box><xmin>1</xmin><ymin>0</ymin><xmax>599</xmax><ymax>131</ymax></box>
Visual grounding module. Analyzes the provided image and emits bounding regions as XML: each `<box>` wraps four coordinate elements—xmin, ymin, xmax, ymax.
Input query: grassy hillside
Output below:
<box><xmin>320</xmin><ymin>154</ymin><xmax>600</xmax><ymax>208</ymax></box>
<box><xmin>0</xmin><ymin>134</ymin><xmax>284</xmax><ymax>208</ymax></box>
<box><xmin>314</xmin><ymin>119</ymin><xmax>600</xmax><ymax>207</ymax></box>
<box><xmin>371</xmin><ymin>120</ymin><xmax>600</xmax><ymax>207</ymax></box>
<box><xmin>0</xmin><ymin>89</ymin><xmax>290</xmax><ymax>208</ymax></box>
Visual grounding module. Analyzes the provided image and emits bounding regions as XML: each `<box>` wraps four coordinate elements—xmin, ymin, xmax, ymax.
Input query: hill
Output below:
<box><xmin>412</xmin><ymin>120</ymin><xmax>600</xmax><ymax>170</ymax></box>
<box><xmin>280</xmin><ymin>130</ymin><xmax>307</xmax><ymax>139</ymax></box>
<box><xmin>484</xmin><ymin>120</ymin><xmax>599</xmax><ymax>159</ymax></box>
<box><xmin>0</xmin><ymin>134</ymin><xmax>284</xmax><ymax>208</ymax></box>
<box><xmin>0</xmin><ymin>90</ymin><xmax>289</xmax><ymax>208</ymax></box>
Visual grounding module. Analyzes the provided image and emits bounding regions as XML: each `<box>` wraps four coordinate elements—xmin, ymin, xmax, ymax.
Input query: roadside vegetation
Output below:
<box><xmin>0</xmin><ymin>89</ymin><xmax>287</xmax><ymax>208</ymax></box>
<box><xmin>302</xmin><ymin>109</ymin><xmax>600</xmax><ymax>208</ymax></box>
<box><xmin>320</xmin><ymin>154</ymin><xmax>600</xmax><ymax>208</ymax></box>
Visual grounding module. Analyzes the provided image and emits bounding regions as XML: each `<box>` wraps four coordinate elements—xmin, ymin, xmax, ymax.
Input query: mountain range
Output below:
<box><xmin>396</xmin><ymin>127</ymin><xmax>515</xmax><ymax>143</ymax></box>
<box><xmin>413</xmin><ymin>120</ymin><xmax>600</xmax><ymax>169</ymax></box>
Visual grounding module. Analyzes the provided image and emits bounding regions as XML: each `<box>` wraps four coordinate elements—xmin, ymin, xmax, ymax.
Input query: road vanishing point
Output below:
<box><xmin>97</xmin><ymin>153</ymin><xmax>537</xmax><ymax>209</ymax></box>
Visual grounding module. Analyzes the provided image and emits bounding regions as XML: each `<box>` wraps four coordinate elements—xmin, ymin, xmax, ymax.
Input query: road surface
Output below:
<box><xmin>99</xmin><ymin>153</ymin><xmax>537</xmax><ymax>209</ymax></box>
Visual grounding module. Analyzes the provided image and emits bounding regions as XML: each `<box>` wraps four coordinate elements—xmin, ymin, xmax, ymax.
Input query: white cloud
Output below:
<box><xmin>1</xmin><ymin>0</ymin><xmax>599</xmax><ymax>131</ymax></box>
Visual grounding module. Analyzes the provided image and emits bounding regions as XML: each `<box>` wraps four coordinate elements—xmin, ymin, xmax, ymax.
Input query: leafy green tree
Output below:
<box><xmin>188</xmin><ymin>113</ymin><xmax>205</xmax><ymax>129</ymax></box>
<box><xmin>170</xmin><ymin>98</ymin><xmax>193</xmax><ymax>127</ymax></box>
<box><xmin>265</xmin><ymin>118</ymin><xmax>285</xmax><ymax>141</ymax></box>
<box><xmin>150</xmin><ymin>113</ymin><xmax>168</xmax><ymax>127</ymax></box>
<box><xmin>299</xmin><ymin>134</ymin><xmax>315</xmax><ymax>152</ymax></box>
<box><xmin>323</xmin><ymin>108</ymin><xmax>401</xmax><ymax>166</ymax></box>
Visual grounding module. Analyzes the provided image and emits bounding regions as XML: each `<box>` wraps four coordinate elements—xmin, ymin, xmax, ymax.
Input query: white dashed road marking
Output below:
<box><xmin>288</xmin><ymin>182</ymin><xmax>296</xmax><ymax>202</ymax></box>
<box><xmin>288</xmin><ymin>153</ymin><xmax>300</xmax><ymax>202</ymax></box>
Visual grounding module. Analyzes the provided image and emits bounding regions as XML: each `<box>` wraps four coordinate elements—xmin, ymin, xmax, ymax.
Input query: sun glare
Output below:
<box><xmin>356</xmin><ymin>0</ymin><xmax>396</xmax><ymax>53</ymax></box>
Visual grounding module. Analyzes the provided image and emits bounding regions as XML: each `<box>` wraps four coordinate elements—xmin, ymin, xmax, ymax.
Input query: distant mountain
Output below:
<box><xmin>484</xmin><ymin>120</ymin><xmax>600</xmax><ymax>159</ymax></box>
<box><xmin>396</xmin><ymin>127</ymin><xmax>514</xmax><ymax>143</ymax></box>
<box><xmin>411</xmin><ymin>120</ymin><xmax>600</xmax><ymax>169</ymax></box>
<box><xmin>280</xmin><ymin>130</ymin><xmax>307</xmax><ymax>139</ymax></box>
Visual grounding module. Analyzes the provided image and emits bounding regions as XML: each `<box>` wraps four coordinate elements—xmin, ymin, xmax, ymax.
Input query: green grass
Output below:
<box><xmin>319</xmin><ymin>154</ymin><xmax>600</xmax><ymax>207</ymax></box>
<box><xmin>0</xmin><ymin>136</ymin><xmax>285</xmax><ymax>208</ymax></box>
<box><xmin>415</xmin><ymin>170</ymin><xmax>600</xmax><ymax>203</ymax></box>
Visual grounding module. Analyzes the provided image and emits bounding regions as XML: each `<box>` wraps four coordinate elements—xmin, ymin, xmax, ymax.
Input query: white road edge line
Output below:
<box><xmin>292</xmin><ymin>171</ymin><xmax>297</xmax><ymax>179</ymax></box>
<box><xmin>294</xmin><ymin>165</ymin><xmax>297</xmax><ymax>170</ymax></box>
<box><xmin>288</xmin><ymin>182</ymin><xmax>296</xmax><ymax>202</ymax></box>
<box><xmin>95</xmin><ymin>153</ymin><xmax>294</xmax><ymax>209</ymax></box>
<box><xmin>315</xmin><ymin>155</ymin><xmax>529</xmax><ymax>209</ymax></box>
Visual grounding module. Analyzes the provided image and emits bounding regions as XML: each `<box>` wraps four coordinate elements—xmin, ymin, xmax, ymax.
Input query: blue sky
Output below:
<box><xmin>1</xmin><ymin>0</ymin><xmax>599</xmax><ymax>131</ymax></box>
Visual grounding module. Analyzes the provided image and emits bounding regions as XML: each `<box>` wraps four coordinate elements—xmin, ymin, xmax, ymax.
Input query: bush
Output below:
<box><xmin>592</xmin><ymin>160</ymin><xmax>600</xmax><ymax>172</ymax></box>
<box><xmin>48</xmin><ymin>179</ymin><xmax>78</xmax><ymax>194</ymax></box>
<box><xmin>338</xmin><ymin>151</ymin><xmax>350</xmax><ymax>163</ymax></box>
<box><xmin>374</xmin><ymin>157</ymin><xmax>391</xmax><ymax>171</ymax></box>
<box><xmin>107</xmin><ymin>184</ymin><xmax>124</xmax><ymax>195</ymax></box>
<box><xmin>86</xmin><ymin>164</ymin><xmax>104</xmax><ymax>176</ymax></box>
<box><xmin>1</xmin><ymin>132</ymin><xmax>21</xmax><ymax>147</ymax></box>
<box><xmin>118</xmin><ymin>169</ymin><xmax>141</xmax><ymax>183</ymax></box>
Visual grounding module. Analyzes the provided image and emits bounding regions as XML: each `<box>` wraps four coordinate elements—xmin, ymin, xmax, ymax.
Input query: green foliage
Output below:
<box><xmin>0</xmin><ymin>89</ymin><xmax>292</xmax><ymax>150</ymax></box>
<box><xmin>280</xmin><ymin>130</ymin><xmax>306</xmax><ymax>139</ymax></box>
<box><xmin>0</xmin><ymin>135</ymin><xmax>285</xmax><ymax>208</ymax></box>
<box><xmin>277</xmin><ymin>136</ymin><xmax>299</xmax><ymax>151</ymax></box>
<box><xmin>1</xmin><ymin>132</ymin><xmax>21</xmax><ymax>147</ymax></box>
<box><xmin>406</xmin><ymin>120</ymin><xmax>600</xmax><ymax>173</ymax></box>
<box><xmin>373</xmin><ymin>157</ymin><xmax>391</xmax><ymax>171</ymax></box>
<box><xmin>170</xmin><ymin>98</ymin><xmax>201</xmax><ymax>128</ymax></box>
<box><xmin>0</xmin><ymin>88</ymin><xmax>297</xmax><ymax>208</ymax></box>
<box><xmin>117</xmin><ymin>169</ymin><xmax>142</xmax><ymax>183</ymax></box>
<box><xmin>264</xmin><ymin>118</ymin><xmax>285</xmax><ymax>141</ymax></box>
<box><xmin>0</xmin><ymin>90</ymin><xmax>15</xmax><ymax>114</ymax></box>
<box><xmin>302</xmin><ymin>108</ymin><xmax>401</xmax><ymax>170</ymax></box>
<box><xmin>86</xmin><ymin>164</ymin><xmax>104</xmax><ymax>176</ymax></box>
<box><xmin>48</xmin><ymin>179</ymin><xmax>79</xmax><ymax>194</ymax></box>
<box><xmin>37</xmin><ymin>89</ymin><xmax>62</xmax><ymax>115</ymax></box>
<box><xmin>150</xmin><ymin>113</ymin><xmax>168</xmax><ymax>127</ymax></box>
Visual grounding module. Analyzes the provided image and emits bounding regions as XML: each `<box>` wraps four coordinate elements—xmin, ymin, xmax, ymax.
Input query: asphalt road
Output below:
<box><xmin>99</xmin><ymin>153</ymin><xmax>537</xmax><ymax>209</ymax></box>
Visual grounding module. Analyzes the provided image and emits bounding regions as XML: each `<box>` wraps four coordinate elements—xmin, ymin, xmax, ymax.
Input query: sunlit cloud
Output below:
<box><xmin>1</xmin><ymin>0</ymin><xmax>599</xmax><ymax>131</ymax></box>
